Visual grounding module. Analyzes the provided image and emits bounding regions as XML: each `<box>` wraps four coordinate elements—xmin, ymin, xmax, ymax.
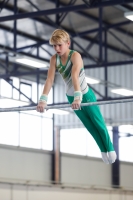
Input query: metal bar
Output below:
<box><xmin>108</xmin><ymin>30</ymin><xmax>133</xmax><ymax>54</ymax></box>
<box><xmin>59</xmin><ymin>0</ymin><xmax>76</xmax><ymax>24</ymax></box>
<box><xmin>104</xmin><ymin>30</ymin><xmax>108</xmax><ymax>98</ymax></box>
<box><xmin>84</xmin><ymin>59</ymin><xmax>133</xmax><ymax>68</ymax></box>
<box><xmin>54</xmin><ymin>127</ymin><xmax>61</xmax><ymax>183</ymax></box>
<box><xmin>14</xmin><ymin>0</ymin><xmax>17</xmax><ymax>53</ymax></box>
<box><xmin>107</xmin><ymin>20</ymin><xmax>132</xmax><ymax>30</ymax></box>
<box><xmin>0</xmin><ymin>0</ymin><xmax>133</xmax><ymax>22</ymax></box>
<box><xmin>36</xmin><ymin>47</ymin><xmax>40</xmax><ymax>103</ymax></box>
<box><xmin>82</xmin><ymin>0</ymin><xmax>91</xmax><ymax>6</ymax></box>
<box><xmin>55</xmin><ymin>0</ymin><xmax>133</xmax><ymax>33</ymax></box>
<box><xmin>0</xmin><ymin>44</ymin><xmax>49</xmax><ymax>63</ymax></box>
<box><xmin>0</xmin><ymin>61</ymin><xmax>7</xmax><ymax>69</ymax></box>
<box><xmin>56</xmin><ymin>0</ymin><xmax>60</xmax><ymax>26</ymax></box>
<box><xmin>13</xmin><ymin>0</ymin><xmax>17</xmax><ymax>75</ymax></box>
<box><xmin>99</xmin><ymin>7</ymin><xmax>102</xmax><ymax>62</ymax></box>
<box><xmin>0</xmin><ymin>19</ymin><xmax>132</xmax><ymax>58</ymax></box>
<box><xmin>0</xmin><ymin>24</ymin><xmax>49</xmax><ymax>43</ymax></box>
<box><xmin>3</xmin><ymin>3</ymin><xmax>132</xmax><ymax>33</ymax></box>
<box><xmin>85</xmin><ymin>33</ymin><xmax>99</xmax><ymax>52</ymax></box>
<box><xmin>3</xmin><ymin>1</ymin><xmax>133</xmax><ymax>46</ymax></box>
<box><xmin>52</xmin><ymin>85</ymin><xmax>55</xmax><ymax>181</ymax></box>
<box><xmin>0</xmin><ymin>0</ymin><xmax>9</xmax><ymax>12</ymax></box>
<box><xmin>0</xmin><ymin>4</ymin><xmax>87</xmax><ymax>22</ymax></box>
<box><xmin>1</xmin><ymin>58</ymin><xmax>133</xmax><ymax>80</ymax></box>
<box><xmin>72</xmin><ymin>39</ymin><xmax>99</xmax><ymax>63</ymax></box>
<box><xmin>41</xmin><ymin>46</ymin><xmax>52</xmax><ymax>56</ymax></box>
<box><xmin>88</xmin><ymin>85</ymin><xmax>105</xmax><ymax>98</ymax></box>
<box><xmin>80</xmin><ymin>35</ymin><xmax>133</xmax><ymax>58</ymax></box>
<box><xmin>16</xmin><ymin>41</ymin><xmax>49</xmax><ymax>52</ymax></box>
<box><xmin>0</xmin><ymin>69</ymin><xmax>48</xmax><ymax>79</ymax></box>
<box><xmin>43</xmin><ymin>19</ymin><xmax>99</xmax><ymax>63</ymax></box>
<box><xmin>76</xmin><ymin>11</ymin><xmax>133</xmax><ymax>38</ymax></box>
<box><xmin>122</xmin><ymin>3</ymin><xmax>133</xmax><ymax>11</ymax></box>
<box><xmin>25</xmin><ymin>0</ymin><xmax>98</xmax><ymax>63</ymax></box>
<box><xmin>112</xmin><ymin>126</ymin><xmax>120</xmax><ymax>187</ymax></box>
<box><xmin>48</xmin><ymin>0</ymin><xmax>133</xmax><ymax>39</ymax></box>
<box><xmin>26</xmin><ymin>0</ymin><xmax>97</xmax><ymax>63</ymax></box>
<box><xmin>5</xmin><ymin>79</ymin><xmax>35</xmax><ymax>103</ymax></box>
<box><xmin>5</xmin><ymin>54</ymin><xmax>8</xmax><ymax>74</ymax></box>
<box><xmin>3</xmin><ymin>3</ymin><xmax>56</xmax><ymax>28</ymax></box>
<box><xmin>72</xmin><ymin>28</ymin><xmax>101</xmax><ymax>37</ymax></box>
<box><xmin>0</xmin><ymin>98</ymin><xmax>133</xmax><ymax>112</ymax></box>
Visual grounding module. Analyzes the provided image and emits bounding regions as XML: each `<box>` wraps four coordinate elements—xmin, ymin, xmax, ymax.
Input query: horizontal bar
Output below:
<box><xmin>0</xmin><ymin>98</ymin><xmax>133</xmax><ymax>112</ymax></box>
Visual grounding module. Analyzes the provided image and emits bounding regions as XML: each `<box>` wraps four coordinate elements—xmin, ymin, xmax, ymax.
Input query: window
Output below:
<box><xmin>0</xmin><ymin>79</ymin><xmax>12</xmax><ymax>98</ymax></box>
<box><xmin>42</xmin><ymin>118</ymin><xmax>53</xmax><ymax>151</ymax></box>
<box><xmin>20</xmin><ymin>113</ymin><xmax>42</xmax><ymax>149</ymax></box>
<box><xmin>0</xmin><ymin>112</ymin><xmax>19</xmax><ymax>146</ymax></box>
<box><xmin>0</xmin><ymin>78</ymin><xmax>53</xmax><ymax>151</ymax></box>
<box><xmin>119</xmin><ymin>125</ymin><xmax>133</xmax><ymax>162</ymax></box>
<box><xmin>60</xmin><ymin>126</ymin><xmax>113</xmax><ymax>158</ymax></box>
<box><xmin>12</xmin><ymin>77</ymin><xmax>20</xmax><ymax>100</ymax></box>
<box><xmin>20</xmin><ymin>81</ymin><xmax>32</xmax><ymax>102</ymax></box>
<box><xmin>60</xmin><ymin>128</ymin><xmax>87</xmax><ymax>156</ymax></box>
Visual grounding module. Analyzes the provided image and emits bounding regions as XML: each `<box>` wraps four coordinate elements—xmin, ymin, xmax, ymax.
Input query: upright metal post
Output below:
<box><xmin>5</xmin><ymin>53</ymin><xmax>8</xmax><ymax>74</ymax></box>
<box><xmin>71</xmin><ymin>40</ymin><xmax>74</xmax><ymax>50</ymax></box>
<box><xmin>36</xmin><ymin>47</ymin><xmax>40</xmax><ymax>102</ymax></box>
<box><xmin>104</xmin><ymin>29</ymin><xmax>108</xmax><ymax>98</ymax></box>
<box><xmin>56</xmin><ymin>0</ymin><xmax>60</xmax><ymax>25</ymax></box>
<box><xmin>112</xmin><ymin>126</ymin><xmax>120</xmax><ymax>187</ymax></box>
<box><xmin>54</xmin><ymin>126</ymin><xmax>61</xmax><ymax>183</ymax></box>
<box><xmin>14</xmin><ymin>0</ymin><xmax>17</xmax><ymax>53</ymax></box>
<box><xmin>99</xmin><ymin>7</ymin><xmax>102</xmax><ymax>63</ymax></box>
<box><xmin>52</xmin><ymin>86</ymin><xmax>55</xmax><ymax>182</ymax></box>
<box><xmin>13</xmin><ymin>0</ymin><xmax>17</xmax><ymax>77</ymax></box>
<box><xmin>51</xmin><ymin>85</ymin><xmax>61</xmax><ymax>183</ymax></box>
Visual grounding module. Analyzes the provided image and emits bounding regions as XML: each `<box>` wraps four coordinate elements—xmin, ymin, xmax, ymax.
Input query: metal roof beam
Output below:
<box><xmin>77</xmin><ymin>11</ymin><xmax>133</xmax><ymax>38</ymax></box>
<box><xmin>0</xmin><ymin>0</ymin><xmax>133</xmax><ymax>22</ymax></box>
<box><xmin>24</xmin><ymin>2</ymin><xmax>98</xmax><ymax>63</ymax></box>
<box><xmin>0</xmin><ymin>68</ymin><xmax>48</xmax><ymax>79</ymax></box>
<box><xmin>1</xmin><ymin>4</ymin><xmax>132</xmax><ymax>58</ymax></box>
<box><xmin>0</xmin><ymin>24</ymin><xmax>49</xmax><ymax>43</ymax></box>
<box><xmin>0</xmin><ymin>44</ymin><xmax>50</xmax><ymax>62</ymax></box>
<box><xmin>3</xmin><ymin>2</ymin><xmax>132</xmax><ymax>36</ymax></box>
<box><xmin>0</xmin><ymin>23</ymin><xmax>132</xmax><ymax>58</ymax></box>
<box><xmin>48</xmin><ymin>0</ymin><xmax>133</xmax><ymax>38</ymax></box>
<box><xmin>5</xmin><ymin>78</ymin><xmax>35</xmax><ymax>103</ymax></box>
<box><xmin>0</xmin><ymin>26</ymin><xmax>95</xmax><ymax>59</ymax></box>
<box><xmin>84</xmin><ymin>59</ymin><xmax>133</xmax><ymax>69</ymax></box>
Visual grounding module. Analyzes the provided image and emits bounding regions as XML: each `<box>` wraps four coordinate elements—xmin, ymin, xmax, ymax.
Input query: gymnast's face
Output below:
<box><xmin>53</xmin><ymin>40</ymin><xmax>70</xmax><ymax>56</ymax></box>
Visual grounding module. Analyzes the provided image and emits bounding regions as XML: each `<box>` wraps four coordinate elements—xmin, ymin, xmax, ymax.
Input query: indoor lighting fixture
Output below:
<box><xmin>111</xmin><ymin>88</ymin><xmax>133</xmax><ymax>96</ymax></box>
<box><xmin>85</xmin><ymin>76</ymin><xmax>100</xmax><ymax>84</ymax></box>
<box><xmin>124</xmin><ymin>12</ymin><xmax>133</xmax><ymax>21</ymax></box>
<box><xmin>0</xmin><ymin>98</ymin><xmax>29</xmax><ymax>108</ymax></box>
<box><xmin>47</xmin><ymin>109</ymin><xmax>70</xmax><ymax>115</ymax></box>
<box><xmin>15</xmin><ymin>56</ymin><xmax>48</xmax><ymax>68</ymax></box>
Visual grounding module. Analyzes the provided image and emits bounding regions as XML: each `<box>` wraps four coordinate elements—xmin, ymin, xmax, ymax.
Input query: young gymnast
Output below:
<box><xmin>36</xmin><ymin>29</ymin><xmax>117</xmax><ymax>164</ymax></box>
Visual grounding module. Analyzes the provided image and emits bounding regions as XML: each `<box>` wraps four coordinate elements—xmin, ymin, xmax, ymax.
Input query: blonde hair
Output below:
<box><xmin>49</xmin><ymin>29</ymin><xmax>70</xmax><ymax>45</ymax></box>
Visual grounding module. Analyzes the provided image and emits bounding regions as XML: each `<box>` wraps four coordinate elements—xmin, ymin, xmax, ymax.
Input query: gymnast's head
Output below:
<box><xmin>49</xmin><ymin>29</ymin><xmax>70</xmax><ymax>46</ymax></box>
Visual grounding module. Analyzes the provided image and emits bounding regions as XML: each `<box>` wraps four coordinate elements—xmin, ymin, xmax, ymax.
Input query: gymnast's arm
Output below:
<box><xmin>36</xmin><ymin>55</ymin><xmax>56</xmax><ymax>112</ymax></box>
<box><xmin>71</xmin><ymin>52</ymin><xmax>83</xmax><ymax>110</ymax></box>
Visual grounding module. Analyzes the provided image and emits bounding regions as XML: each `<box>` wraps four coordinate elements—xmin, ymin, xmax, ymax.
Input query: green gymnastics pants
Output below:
<box><xmin>66</xmin><ymin>88</ymin><xmax>114</xmax><ymax>152</ymax></box>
